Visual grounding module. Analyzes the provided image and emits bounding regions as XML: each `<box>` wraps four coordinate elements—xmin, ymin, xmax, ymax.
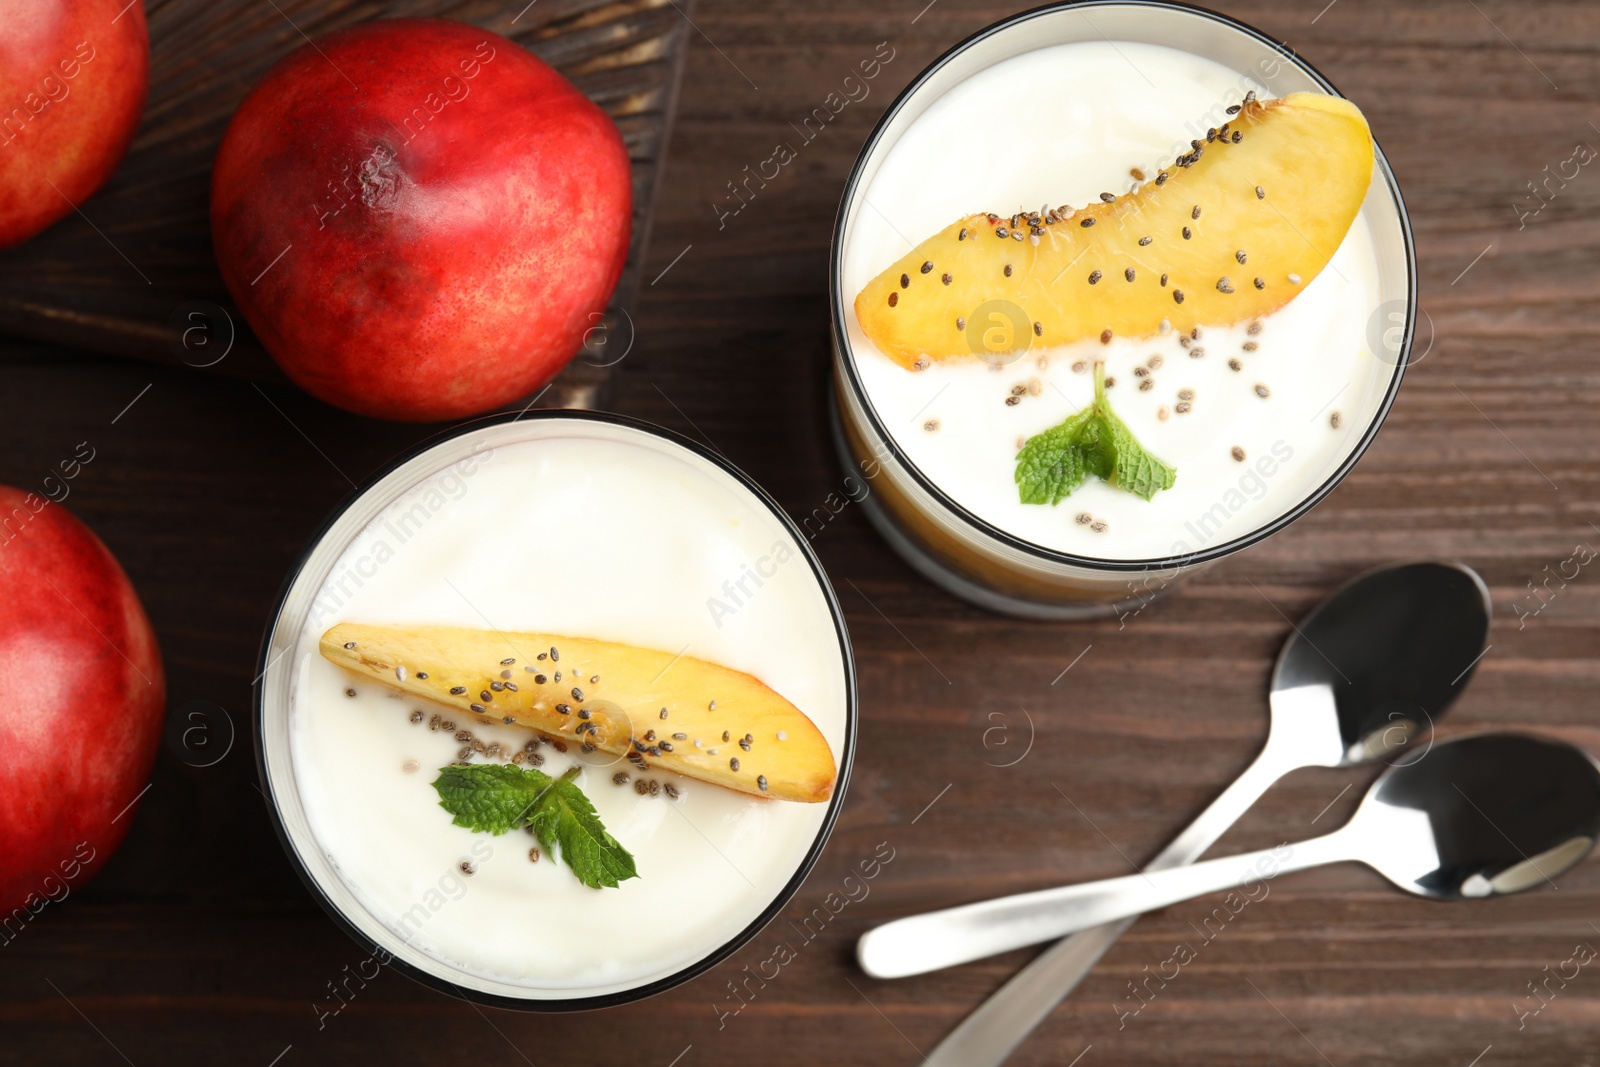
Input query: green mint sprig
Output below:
<box><xmin>1015</xmin><ymin>362</ymin><xmax>1176</xmax><ymax>504</ymax></box>
<box><xmin>432</xmin><ymin>764</ymin><xmax>638</xmax><ymax>889</ymax></box>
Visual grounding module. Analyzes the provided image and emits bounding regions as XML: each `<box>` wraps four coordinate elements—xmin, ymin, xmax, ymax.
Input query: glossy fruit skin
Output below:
<box><xmin>0</xmin><ymin>485</ymin><xmax>165</xmax><ymax>921</ymax></box>
<box><xmin>211</xmin><ymin>18</ymin><xmax>632</xmax><ymax>422</ymax></box>
<box><xmin>0</xmin><ymin>0</ymin><xmax>149</xmax><ymax>249</ymax></box>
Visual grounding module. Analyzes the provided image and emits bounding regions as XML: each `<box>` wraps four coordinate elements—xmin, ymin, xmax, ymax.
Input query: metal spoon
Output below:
<box><xmin>859</xmin><ymin>731</ymin><xmax>1600</xmax><ymax>976</ymax></box>
<box><xmin>860</xmin><ymin>560</ymin><xmax>1490</xmax><ymax>1065</ymax></box>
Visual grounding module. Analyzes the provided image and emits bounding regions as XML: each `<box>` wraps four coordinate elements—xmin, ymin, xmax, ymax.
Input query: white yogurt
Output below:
<box><xmin>842</xmin><ymin>40</ymin><xmax>1392</xmax><ymax>560</ymax></box>
<box><xmin>286</xmin><ymin>430</ymin><xmax>847</xmax><ymax>995</ymax></box>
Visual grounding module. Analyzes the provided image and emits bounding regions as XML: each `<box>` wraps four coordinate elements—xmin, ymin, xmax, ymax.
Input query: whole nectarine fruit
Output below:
<box><xmin>211</xmin><ymin>18</ymin><xmax>632</xmax><ymax>422</ymax></box>
<box><xmin>0</xmin><ymin>0</ymin><xmax>149</xmax><ymax>249</ymax></box>
<box><xmin>0</xmin><ymin>484</ymin><xmax>164</xmax><ymax>924</ymax></box>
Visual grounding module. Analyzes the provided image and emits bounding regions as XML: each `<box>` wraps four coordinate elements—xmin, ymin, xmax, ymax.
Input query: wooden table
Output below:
<box><xmin>4</xmin><ymin>1</ymin><xmax>1598</xmax><ymax>1064</ymax></box>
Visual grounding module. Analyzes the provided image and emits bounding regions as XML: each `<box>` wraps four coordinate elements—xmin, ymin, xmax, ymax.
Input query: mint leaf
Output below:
<box><xmin>1014</xmin><ymin>362</ymin><xmax>1176</xmax><ymax>505</ymax></box>
<box><xmin>431</xmin><ymin>764</ymin><xmax>638</xmax><ymax>889</ymax></box>
<box><xmin>1100</xmin><ymin>410</ymin><xmax>1177</xmax><ymax>500</ymax></box>
<box><xmin>526</xmin><ymin>768</ymin><xmax>639</xmax><ymax>889</ymax></box>
<box><xmin>1014</xmin><ymin>407</ymin><xmax>1099</xmax><ymax>504</ymax></box>
<box><xmin>433</xmin><ymin>763</ymin><xmax>556</xmax><ymax>835</ymax></box>
<box><xmin>1093</xmin><ymin>366</ymin><xmax>1177</xmax><ymax>502</ymax></box>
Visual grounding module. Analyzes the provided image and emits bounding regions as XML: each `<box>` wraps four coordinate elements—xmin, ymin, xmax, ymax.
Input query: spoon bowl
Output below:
<box><xmin>1355</xmin><ymin>732</ymin><xmax>1600</xmax><ymax>899</ymax></box>
<box><xmin>1265</xmin><ymin>560</ymin><xmax>1492</xmax><ymax>771</ymax></box>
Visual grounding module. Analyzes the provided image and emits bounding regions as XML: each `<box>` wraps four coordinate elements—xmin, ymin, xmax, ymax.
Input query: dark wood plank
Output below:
<box><xmin>4</xmin><ymin>0</ymin><xmax>1600</xmax><ymax>1064</ymax></box>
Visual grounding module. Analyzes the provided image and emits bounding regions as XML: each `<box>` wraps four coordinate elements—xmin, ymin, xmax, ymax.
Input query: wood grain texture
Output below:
<box><xmin>3</xmin><ymin>0</ymin><xmax>1600</xmax><ymax>1065</ymax></box>
<box><xmin>0</xmin><ymin>0</ymin><xmax>691</xmax><ymax>407</ymax></box>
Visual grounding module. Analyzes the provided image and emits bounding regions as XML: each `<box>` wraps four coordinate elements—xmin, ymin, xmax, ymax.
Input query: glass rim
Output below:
<box><xmin>252</xmin><ymin>408</ymin><xmax>859</xmax><ymax>1010</ymax></box>
<box><xmin>829</xmin><ymin>0</ymin><xmax>1416</xmax><ymax>575</ymax></box>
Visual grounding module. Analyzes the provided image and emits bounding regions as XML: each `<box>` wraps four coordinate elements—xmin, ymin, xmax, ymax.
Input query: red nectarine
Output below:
<box><xmin>0</xmin><ymin>0</ymin><xmax>148</xmax><ymax>249</ymax></box>
<box><xmin>0</xmin><ymin>484</ymin><xmax>164</xmax><ymax>926</ymax></box>
<box><xmin>211</xmin><ymin>18</ymin><xmax>632</xmax><ymax>422</ymax></box>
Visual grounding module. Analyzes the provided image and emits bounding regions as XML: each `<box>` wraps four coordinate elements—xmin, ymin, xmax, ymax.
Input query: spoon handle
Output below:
<box><xmin>918</xmin><ymin>749</ymin><xmax>1289</xmax><ymax>1067</ymax></box>
<box><xmin>856</xmin><ymin>829</ymin><xmax>1350</xmax><ymax>980</ymax></box>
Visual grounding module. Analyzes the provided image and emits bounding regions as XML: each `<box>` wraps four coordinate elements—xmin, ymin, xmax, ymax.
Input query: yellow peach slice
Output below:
<box><xmin>320</xmin><ymin>622</ymin><xmax>836</xmax><ymax>803</ymax></box>
<box><xmin>854</xmin><ymin>92</ymin><xmax>1375</xmax><ymax>368</ymax></box>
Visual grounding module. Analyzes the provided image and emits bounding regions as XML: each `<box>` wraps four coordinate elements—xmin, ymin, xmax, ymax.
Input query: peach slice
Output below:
<box><xmin>320</xmin><ymin>622</ymin><xmax>836</xmax><ymax>803</ymax></box>
<box><xmin>854</xmin><ymin>92</ymin><xmax>1375</xmax><ymax>368</ymax></box>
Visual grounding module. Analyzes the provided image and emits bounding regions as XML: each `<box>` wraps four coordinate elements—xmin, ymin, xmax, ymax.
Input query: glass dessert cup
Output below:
<box><xmin>830</xmin><ymin>0</ymin><xmax>1415</xmax><ymax>620</ymax></box>
<box><xmin>255</xmin><ymin>411</ymin><xmax>857</xmax><ymax>1009</ymax></box>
